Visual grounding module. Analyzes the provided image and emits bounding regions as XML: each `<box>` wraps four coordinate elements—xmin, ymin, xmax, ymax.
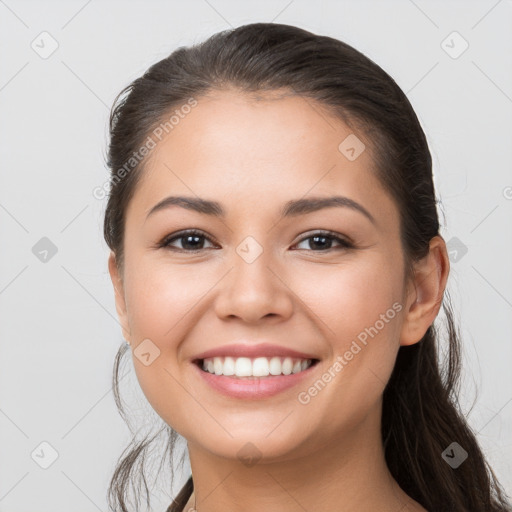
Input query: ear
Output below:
<box><xmin>108</xmin><ymin>251</ymin><xmax>131</xmax><ymax>343</ymax></box>
<box><xmin>399</xmin><ymin>236</ymin><xmax>450</xmax><ymax>346</ymax></box>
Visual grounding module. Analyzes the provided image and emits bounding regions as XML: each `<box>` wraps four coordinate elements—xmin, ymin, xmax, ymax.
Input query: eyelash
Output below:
<box><xmin>158</xmin><ymin>229</ymin><xmax>354</xmax><ymax>253</ymax></box>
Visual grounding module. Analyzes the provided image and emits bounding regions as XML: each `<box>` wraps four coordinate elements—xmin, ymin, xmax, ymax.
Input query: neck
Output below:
<box><xmin>182</xmin><ymin>401</ymin><xmax>424</xmax><ymax>512</ymax></box>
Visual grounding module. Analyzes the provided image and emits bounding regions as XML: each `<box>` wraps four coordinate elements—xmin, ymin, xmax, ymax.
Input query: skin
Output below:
<box><xmin>109</xmin><ymin>88</ymin><xmax>449</xmax><ymax>512</ymax></box>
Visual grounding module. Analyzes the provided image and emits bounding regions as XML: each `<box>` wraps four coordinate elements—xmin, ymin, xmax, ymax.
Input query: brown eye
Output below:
<box><xmin>160</xmin><ymin>230</ymin><xmax>216</xmax><ymax>252</ymax></box>
<box><xmin>293</xmin><ymin>231</ymin><xmax>354</xmax><ymax>252</ymax></box>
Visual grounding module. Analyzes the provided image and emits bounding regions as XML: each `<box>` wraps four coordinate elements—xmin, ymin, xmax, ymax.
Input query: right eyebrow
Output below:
<box><xmin>146</xmin><ymin>196</ymin><xmax>224</xmax><ymax>220</ymax></box>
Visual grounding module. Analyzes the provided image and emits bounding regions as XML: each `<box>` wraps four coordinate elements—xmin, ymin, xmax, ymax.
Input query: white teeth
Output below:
<box><xmin>269</xmin><ymin>357</ymin><xmax>282</xmax><ymax>375</ymax></box>
<box><xmin>235</xmin><ymin>357</ymin><xmax>252</xmax><ymax>377</ymax></box>
<box><xmin>201</xmin><ymin>356</ymin><xmax>314</xmax><ymax>377</ymax></box>
<box><xmin>252</xmin><ymin>357</ymin><xmax>270</xmax><ymax>377</ymax></box>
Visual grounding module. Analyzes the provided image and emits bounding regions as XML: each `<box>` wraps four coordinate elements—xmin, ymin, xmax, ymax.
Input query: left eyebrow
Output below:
<box><xmin>280</xmin><ymin>195</ymin><xmax>376</xmax><ymax>226</ymax></box>
<box><xmin>145</xmin><ymin>194</ymin><xmax>377</xmax><ymax>226</ymax></box>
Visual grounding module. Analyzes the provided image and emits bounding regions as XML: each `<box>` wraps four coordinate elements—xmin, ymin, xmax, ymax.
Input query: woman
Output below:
<box><xmin>103</xmin><ymin>22</ymin><xmax>511</xmax><ymax>512</ymax></box>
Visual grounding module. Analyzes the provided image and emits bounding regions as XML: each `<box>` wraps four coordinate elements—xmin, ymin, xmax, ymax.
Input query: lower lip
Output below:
<box><xmin>192</xmin><ymin>360</ymin><xmax>320</xmax><ymax>399</ymax></box>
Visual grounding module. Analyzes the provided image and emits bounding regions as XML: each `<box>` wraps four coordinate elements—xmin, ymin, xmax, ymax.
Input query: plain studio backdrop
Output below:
<box><xmin>0</xmin><ymin>1</ymin><xmax>511</xmax><ymax>511</ymax></box>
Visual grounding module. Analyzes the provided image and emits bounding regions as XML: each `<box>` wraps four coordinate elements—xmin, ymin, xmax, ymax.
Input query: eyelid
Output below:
<box><xmin>158</xmin><ymin>228</ymin><xmax>354</xmax><ymax>253</ymax></box>
<box><xmin>158</xmin><ymin>229</ymin><xmax>218</xmax><ymax>251</ymax></box>
<box><xmin>293</xmin><ymin>230</ymin><xmax>354</xmax><ymax>250</ymax></box>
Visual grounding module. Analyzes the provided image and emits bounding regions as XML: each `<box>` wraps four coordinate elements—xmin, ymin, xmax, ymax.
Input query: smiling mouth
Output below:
<box><xmin>193</xmin><ymin>356</ymin><xmax>320</xmax><ymax>378</ymax></box>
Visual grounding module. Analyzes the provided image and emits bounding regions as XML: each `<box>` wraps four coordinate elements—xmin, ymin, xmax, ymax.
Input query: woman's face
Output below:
<box><xmin>110</xmin><ymin>88</ymin><xmax>417</xmax><ymax>461</ymax></box>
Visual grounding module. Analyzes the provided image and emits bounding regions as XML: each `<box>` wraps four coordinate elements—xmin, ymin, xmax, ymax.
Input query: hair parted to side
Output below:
<box><xmin>103</xmin><ymin>22</ymin><xmax>512</xmax><ymax>512</ymax></box>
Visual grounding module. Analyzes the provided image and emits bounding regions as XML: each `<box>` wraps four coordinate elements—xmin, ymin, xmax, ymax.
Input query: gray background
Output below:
<box><xmin>0</xmin><ymin>0</ymin><xmax>511</xmax><ymax>510</ymax></box>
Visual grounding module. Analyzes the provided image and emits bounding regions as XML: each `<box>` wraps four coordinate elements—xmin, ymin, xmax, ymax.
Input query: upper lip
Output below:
<box><xmin>192</xmin><ymin>343</ymin><xmax>320</xmax><ymax>362</ymax></box>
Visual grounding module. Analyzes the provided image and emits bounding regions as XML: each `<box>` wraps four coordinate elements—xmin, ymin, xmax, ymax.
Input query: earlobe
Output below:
<box><xmin>108</xmin><ymin>251</ymin><xmax>132</xmax><ymax>342</ymax></box>
<box><xmin>399</xmin><ymin>236</ymin><xmax>450</xmax><ymax>347</ymax></box>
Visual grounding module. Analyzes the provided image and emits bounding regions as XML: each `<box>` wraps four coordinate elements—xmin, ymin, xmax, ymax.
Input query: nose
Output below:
<box><xmin>213</xmin><ymin>247</ymin><xmax>294</xmax><ymax>324</ymax></box>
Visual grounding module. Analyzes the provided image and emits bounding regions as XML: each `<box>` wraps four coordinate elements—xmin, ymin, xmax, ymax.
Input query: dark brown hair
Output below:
<box><xmin>103</xmin><ymin>22</ymin><xmax>512</xmax><ymax>512</ymax></box>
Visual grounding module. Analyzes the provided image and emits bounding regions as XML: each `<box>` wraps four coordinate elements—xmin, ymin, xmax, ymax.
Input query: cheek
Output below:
<box><xmin>294</xmin><ymin>256</ymin><xmax>403</xmax><ymax>348</ymax></box>
<box><xmin>294</xmin><ymin>256</ymin><xmax>403</xmax><ymax>404</ymax></box>
<box><xmin>123</xmin><ymin>261</ymin><xmax>208</xmax><ymax>430</ymax></box>
<box><xmin>122</xmin><ymin>257</ymin><xmax>227</xmax><ymax>425</ymax></box>
<box><xmin>124</xmin><ymin>259</ymin><xmax>210</xmax><ymax>343</ymax></box>
<box><xmin>289</xmin><ymin>263</ymin><xmax>403</xmax><ymax>437</ymax></box>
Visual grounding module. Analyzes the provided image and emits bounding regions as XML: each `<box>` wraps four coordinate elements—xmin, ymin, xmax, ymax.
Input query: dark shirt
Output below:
<box><xmin>166</xmin><ymin>475</ymin><xmax>193</xmax><ymax>512</ymax></box>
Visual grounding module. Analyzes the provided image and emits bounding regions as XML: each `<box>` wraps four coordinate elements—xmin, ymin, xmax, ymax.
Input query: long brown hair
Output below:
<box><xmin>103</xmin><ymin>22</ymin><xmax>512</xmax><ymax>512</ymax></box>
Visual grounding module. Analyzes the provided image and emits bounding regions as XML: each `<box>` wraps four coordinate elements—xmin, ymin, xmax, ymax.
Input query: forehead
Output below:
<box><xmin>127</xmin><ymin>88</ymin><xmax>399</xmax><ymax>231</ymax></box>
